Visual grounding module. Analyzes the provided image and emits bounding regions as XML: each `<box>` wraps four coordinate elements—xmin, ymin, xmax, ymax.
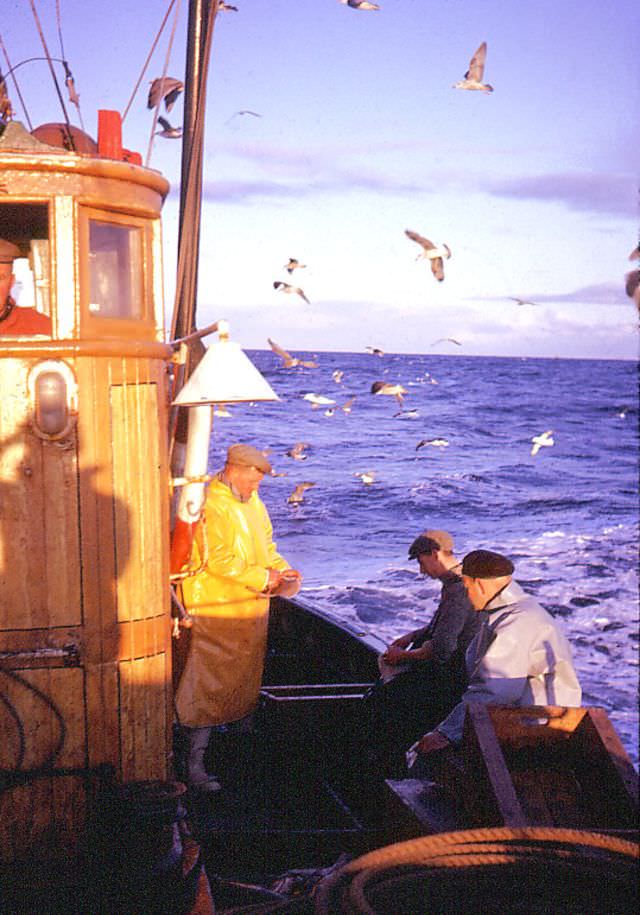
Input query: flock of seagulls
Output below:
<box><xmin>254</xmin><ymin>338</ymin><xmax>563</xmax><ymax>505</ymax></box>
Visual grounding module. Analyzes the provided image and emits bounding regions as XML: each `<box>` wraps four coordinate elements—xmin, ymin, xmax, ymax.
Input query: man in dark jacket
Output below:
<box><xmin>367</xmin><ymin>530</ymin><xmax>479</xmax><ymax>772</ymax></box>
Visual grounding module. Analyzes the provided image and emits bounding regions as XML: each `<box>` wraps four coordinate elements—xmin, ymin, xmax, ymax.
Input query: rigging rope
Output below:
<box><xmin>27</xmin><ymin>0</ymin><xmax>76</xmax><ymax>150</ymax></box>
<box><xmin>0</xmin><ymin>33</ymin><xmax>33</xmax><ymax>129</ymax></box>
<box><xmin>54</xmin><ymin>0</ymin><xmax>66</xmax><ymax>60</ymax></box>
<box><xmin>122</xmin><ymin>0</ymin><xmax>178</xmax><ymax>124</ymax></box>
<box><xmin>54</xmin><ymin>0</ymin><xmax>85</xmax><ymax>130</ymax></box>
<box><xmin>145</xmin><ymin>0</ymin><xmax>183</xmax><ymax>168</ymax></box>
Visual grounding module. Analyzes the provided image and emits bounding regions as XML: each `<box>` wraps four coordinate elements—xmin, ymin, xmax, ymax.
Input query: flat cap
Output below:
<box><xmin>461</xmin><ymin>549</ymin><xmax>514</xmax><ymax>579</ymax></box>
<box><xmin>226</xmin><ymin>443</ymin><xmax>272</xmax><ymax>474</ymax></box>
<box><xmin>0</xmin><ymin>239</ymin><xmax>21</xmax><ymax>264</ymax></box>
<box><xmin>408</xmin><ymin>529</ymin><xmax>454</xmax><ymax>559</ymax></box>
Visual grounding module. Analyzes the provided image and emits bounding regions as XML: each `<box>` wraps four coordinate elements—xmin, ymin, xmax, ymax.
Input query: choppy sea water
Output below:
<box><xmin>205</xmin><ymin>351</ymin><xmax>639</xmax><ymax>767</ymax></box>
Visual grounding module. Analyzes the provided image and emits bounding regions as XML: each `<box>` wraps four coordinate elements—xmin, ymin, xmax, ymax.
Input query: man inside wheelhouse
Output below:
<box><xmin>0</xmin><ymin>237</ymin><xmax>51</xmax><ymax>335</ymax></box>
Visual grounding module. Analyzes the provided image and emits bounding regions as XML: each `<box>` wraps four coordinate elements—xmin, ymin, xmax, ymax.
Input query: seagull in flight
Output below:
<box><xmin>531</xmin><ymin>430</ymin><xmax>554</xmax><ymax>456</ymax></box>
<box><xmin>288</xmin><ymin>482</ymin><xmax>315</xmax><ymax>504</ymax></box>
<box><xmin>371</xmin><ymin>381</ymin><xmax>407</xmax><ymax>406</ymax></box>
<box><xmin>366</xmin><ymin>346</ymin><xmax>384</xmax><ymax>356</ymax></box>
<box><xmin>405</xmin><ymin>229</ymin><xmax>451</xmax><ymax>282</ymax></box>
<box><xmin>354</xmin><ymin>471</ymin><xmax>377</xmax><ymax>485</ymax></box>
<box><xmin>218</xmin><ymin>2</ymin><xmax>238</xmax><ymax>10</ymax></box>
<box><xmin>339</xmin><ymin>0</ymin><xmax>380</xmax><ymax>9</ymax></box>
<box><xmin>268</xmin><ymin>337</ymin><xmax>318</xmax><ymax>368</ymax></box>
<box><xmin>416</xmin><ymin>438</ymin><xmax>449</xmax><ymax>450</ymax></box>
<box><xmin>303</xmin><ymin>393</ymin><xmax>336</xmax><ymax>408</ymax></box>
<box><xmin>274</xmin><ymin>281</ymin><xmax>310</xmax><ymax>304</ymax></box>
<box><xmin>148</xmin><ymin>77</ymin><xmax>184</xmax><ymax>112</ymax></box>
<box><xmin>155</xmin><ymin>116</ymin><xmax>182</xmax><ymax>138</ymax></box>
<box><xmin>332</xmin><ymin>370</ymin><xmax>344</xmax><ymax>384</ymax></box>
<box><xmin>431</xmin><ymin>337</ymin><xmax>462</xmax><ymax>346</ymax></box>
<box><xmin>453</xmin><ymin>42</ymin><xmax>493</xmax><ymax>93</ymax></box>
<box><xmin>286</xmin><ymin>442</ymin><xmax>310</xmax><ymax>461</ymax></box>
<box><xmin>285</xmin><ymin>257</ymin><xmax>307</xmax><ymax>274</ymax></box>
<box><xmin>508</xmin><ymin>296</ymin><xmax>539</xmax><ymax>307</ymax></box>
<box><xmin>225</xmin><ymin>109</ymin><xmax>261</xmax><ymax>125</ymax></box>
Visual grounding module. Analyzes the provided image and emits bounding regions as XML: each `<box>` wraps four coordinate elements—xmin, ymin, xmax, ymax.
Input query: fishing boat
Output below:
<box><xmin>0</xmin><ymin>2</ymin><xmax>637</xmax><ymax>912</ymax></box>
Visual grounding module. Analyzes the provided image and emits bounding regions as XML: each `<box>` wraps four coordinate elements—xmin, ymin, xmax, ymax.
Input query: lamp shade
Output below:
<box><xmin>173</xmin><ymin>340</ymin><xmax>279</xmax><ymax>405</ymax></box>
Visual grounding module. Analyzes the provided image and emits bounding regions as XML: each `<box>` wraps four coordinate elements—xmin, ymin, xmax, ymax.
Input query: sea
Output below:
<box><xmin>205</xmin><ymin>350</ymin><xmax>639</xmax><ymax>768</ymax></box>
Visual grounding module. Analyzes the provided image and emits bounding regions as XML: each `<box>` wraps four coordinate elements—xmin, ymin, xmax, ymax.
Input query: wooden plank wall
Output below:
<box><xmin>0</xmin><ymin>359</ymin><xmax>81</xmax><ymax>627</ymax></box>
<box><xmin>1</xmin><ymin>353</ymin><xmax>172</xmax><ymax>863</ymax></box>
<box><xmin>111</xmin><ymin>379</ymin><xmax>170</xmax><ymax>781</ymax></box>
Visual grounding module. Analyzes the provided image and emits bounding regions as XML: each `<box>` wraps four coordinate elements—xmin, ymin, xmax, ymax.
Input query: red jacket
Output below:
<box><xmin>0</xmin><ymin>298</ymin><xmax>52</xmax><ymax>335</ymax></box>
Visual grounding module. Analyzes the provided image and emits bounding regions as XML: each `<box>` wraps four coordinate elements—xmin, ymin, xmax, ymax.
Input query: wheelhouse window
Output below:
<box><xmin>80</xmin><ymin>207</ymin><xmax>154</xmax><ymax>336</ymax></box>
<box><xmin>0</xmin><ymin>202</ymin><xmax>51</xmax><ymax>337</ymax></box>
<box><xmin>88</xmin><ymin>220</ymin><xmax>143</xmax><ymax>319</ymax></box>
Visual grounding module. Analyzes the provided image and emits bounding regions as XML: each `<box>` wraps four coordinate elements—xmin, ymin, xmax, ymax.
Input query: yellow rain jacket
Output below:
<box><xmin>175</xmin><ymin>477</ymin><xmax>290</xmax><ymax>727</ymax></box>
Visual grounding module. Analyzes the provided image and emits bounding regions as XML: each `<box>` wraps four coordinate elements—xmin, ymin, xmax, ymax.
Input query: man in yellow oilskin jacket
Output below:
<box><xmin>175</xmin><ymin>443</ymin><xmax>301</xmax><ymax>792</ymax></box>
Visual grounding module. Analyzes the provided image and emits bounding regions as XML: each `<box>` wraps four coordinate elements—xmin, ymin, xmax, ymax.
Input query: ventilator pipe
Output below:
<box><xmin>170</xmin><ymin>403</ymin><xmax>212</xmax><ymax>575</ymax></box>
<box><xmin>169</xmin><ymin>320</ymin><xmax>230</xmax><ymax>576</ymax></box>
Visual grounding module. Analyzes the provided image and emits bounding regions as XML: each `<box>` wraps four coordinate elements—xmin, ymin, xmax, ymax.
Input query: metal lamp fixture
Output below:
<box><xmin>172</xmin><ymin>325</ymin><xmax>279</xmax><ymax>407</ymax></box>
<box><xmin>28</xmin><ymin>360</ymin><xmax>78</xmax><ymax>440</ymax></box>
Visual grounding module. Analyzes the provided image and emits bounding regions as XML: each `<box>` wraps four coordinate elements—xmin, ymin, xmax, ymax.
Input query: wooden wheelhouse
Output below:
<box><xmin>0</xmin><ymin>118</ymin><xmax>173</xmax><ymax>865</ymax></box>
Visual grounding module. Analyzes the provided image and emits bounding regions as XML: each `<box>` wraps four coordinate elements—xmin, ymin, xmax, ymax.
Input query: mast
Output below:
<box><xmin>170</xmin><ymin>0</ymin><xmax>217</xmax><ymax>343</ymax></box>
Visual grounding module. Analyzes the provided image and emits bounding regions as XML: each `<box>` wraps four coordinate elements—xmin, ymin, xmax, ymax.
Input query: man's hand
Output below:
<box><xmin>281</xmin><ymin>568</ymin><xmax>302</xmax><ymax>582</ymax></box>
<box><xmin>390</xmin><ymin>633</ymin><xmax>413</xmax><ymax>650</ymax></box>
<box><xmin>416</xmin><ymin>730</ymin><xmax>451</xmax><ymax>756</ymax></box>
<box><xmin>382</xmin><ymin>645</ymin><xmax>410</xmax><ymax>665</ymax></box>
<box><xmin>265</xmin><ymin>569</ymin><xmax>283</xmax><ymax>592</ymax></box>
<box><xmin>266</xmin><ymin>568</ymin><xmax>302</xmax><ymax>596</ymax></box>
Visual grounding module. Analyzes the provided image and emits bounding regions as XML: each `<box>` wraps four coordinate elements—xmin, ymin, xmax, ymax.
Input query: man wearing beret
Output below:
<box><xmin>411</xmin><ymin>549</ymin><xmax>582</xmax><ymax>761</ymax></box>
<box><xmin>369</xmin><ymin>530</ymin><xmax>479</xmax><ymax>770</ymax></box>
<box><xmin>0</xmin><ymin>238</ymin><xmax>52</xmax><ymax>335</ymax></box>
<box><xmin>175</xmin><ymin>443</ymin><xmax>301</xmax><ymax>791</ymax></box>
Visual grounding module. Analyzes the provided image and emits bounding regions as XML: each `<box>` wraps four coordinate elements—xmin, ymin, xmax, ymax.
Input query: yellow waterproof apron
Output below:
<box><xmin>175</xmin><ymin>478</ymin><xmax>290</xmax><ymax>727</ymax></box>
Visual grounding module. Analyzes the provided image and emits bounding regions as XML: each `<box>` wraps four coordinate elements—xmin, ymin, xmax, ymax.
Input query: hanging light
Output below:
<box><xmin>172</xmin><ymin>335</ymin><xmax>279</xmax><ymax>406</ymax></box>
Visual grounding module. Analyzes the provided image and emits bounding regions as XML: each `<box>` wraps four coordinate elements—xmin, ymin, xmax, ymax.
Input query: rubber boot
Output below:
<box><xmin>187</xmin><ymin>726</ymin><xmax>221</xmax><ymax>793</ymax></box>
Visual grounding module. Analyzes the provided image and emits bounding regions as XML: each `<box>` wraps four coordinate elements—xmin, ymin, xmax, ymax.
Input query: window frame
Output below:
<box><xmin>79</xmin><ymin>206</ymin><xmax>155</xmax><ymax>337</ymax></box>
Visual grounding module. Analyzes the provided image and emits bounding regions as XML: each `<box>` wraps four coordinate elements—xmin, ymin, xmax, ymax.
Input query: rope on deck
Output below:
<box><xmin>314</xmin><ymin>826</ymin><xmax>639</xmax><ymax>914</ymax></box>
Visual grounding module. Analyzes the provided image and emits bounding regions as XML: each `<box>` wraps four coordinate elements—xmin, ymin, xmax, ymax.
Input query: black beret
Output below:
<box><xmin>461</xmin><ymin>549</ymin><xmax>514</xmax><ymax>579</ymax></box>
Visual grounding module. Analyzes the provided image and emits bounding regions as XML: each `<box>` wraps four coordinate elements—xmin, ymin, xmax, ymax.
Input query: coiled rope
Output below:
<box><xmin>314</xmin><ymin>827</ymin><xmax>639</xmax><ymax>914</ymax></box>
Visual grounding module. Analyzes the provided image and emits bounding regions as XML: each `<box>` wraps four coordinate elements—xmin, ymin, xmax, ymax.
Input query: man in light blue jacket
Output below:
<box><xmin>411</xmin><ymin>549</ymin><xmax>582</xmax><ymax>761</ymax></box>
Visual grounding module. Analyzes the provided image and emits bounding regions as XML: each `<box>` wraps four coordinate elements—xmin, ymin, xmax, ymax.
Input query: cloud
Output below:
<box><xmin>487</xmin><ymin>171</ymin><xmax>636</xmax><ymax>216</ymax></box>
<box><xmin>528</xmin><ymin>283</ymin><xmax>630</xmax><ymax>305</ymax></box>
<box><xmin>201</xmin><ymin>171</ymin><xmax>426</xmax><ymax>204</ymax></box>
<box><xmin>468</xmin><ymin>282</ymin><xmax>630</xmax><ymax>307</ymax></box>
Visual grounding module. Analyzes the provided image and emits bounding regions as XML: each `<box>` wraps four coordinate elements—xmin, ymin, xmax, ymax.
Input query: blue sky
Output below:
<box><xmin>3</xmin><ymin>0</ymin><xmax>639</xmax><ymax>357</ymax></box>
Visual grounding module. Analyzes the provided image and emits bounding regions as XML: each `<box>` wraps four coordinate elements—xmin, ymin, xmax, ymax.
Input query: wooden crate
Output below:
<box><xmin>456</xmin><ymin>705</ymin><xmax>639</xmax><ymax>834</ymax></box>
